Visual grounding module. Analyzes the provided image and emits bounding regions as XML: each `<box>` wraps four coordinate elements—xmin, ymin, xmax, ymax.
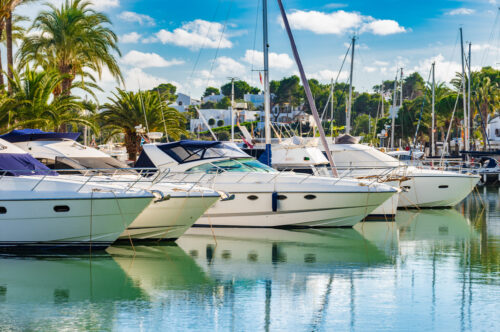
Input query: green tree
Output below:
<box><xmin>203</xmin><ymin>86</ymin><xmax>220</xmax><ymax>97</ymax></box>
<box><xmin>99</xmin><ymin>88</ymin><xmax>187</xmax><ymax>160</ymax></box>
<box><xmin>4</xmin><ymin>66</ymin><xmax>95</xmax><ymax>132</ymax></box>
<box><xmin>0</xmin><ymin>12</ymin><xmax>26</xmax><ymax>87</ymax></box>
<box><xmin>18</xmin><ymin>0</ymin><xmax>122</xmax><ymax>96</ymax></box>
<box><xmin>221</xmin><ymin>80</ymin><xmax>258</xmax><ymax>99</ymax></box>
<box><xmin>151</xmin><ymin>83</ymin><xmax>177</xmax><ymax>103</ymax></box>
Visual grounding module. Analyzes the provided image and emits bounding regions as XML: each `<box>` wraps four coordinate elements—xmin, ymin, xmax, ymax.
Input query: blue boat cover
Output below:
<box><xmin>0</xmin><ymin>153</ymin><xmax>57</xmax><ymax>176</ymax></box>
<box><xmin>0</xmin><ymin>129</ymin><xmax>80</xmax><ymax>142</ymax></box>
<box><xmin>258</xmin><ymin>144</ymin><xmax>272</xmax><ymax>167</ymax></box>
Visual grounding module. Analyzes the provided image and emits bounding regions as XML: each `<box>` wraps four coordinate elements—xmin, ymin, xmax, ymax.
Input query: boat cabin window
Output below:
<box><xmin>158</xmin><ymin>142</ymin><xmax>249</xmax><ymax>164</ymax></box>
<box><xmin>186</xmin><ymin>158</ymin><xmax>276</xmax><ymax>174</ymax></box>
<box><xmin>43</xmin><ymin>156</ymin><xmax>137</xmax><ymax>175</ymax></box>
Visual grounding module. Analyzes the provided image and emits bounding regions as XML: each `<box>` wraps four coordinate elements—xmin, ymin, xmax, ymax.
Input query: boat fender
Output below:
<box><xmin>150</xmin><ymin>190</ymin><xmax>171</xmax><ymax>203</ymax></box>
<box><xmin>272</xmin><ymin>192</ymin><xmax>278</xmax><ymax>212</ymax></box>
<box><xmin>218</xmin><ymin>191</ymin><xmax>235</xmax><ymax>201</ymax></box>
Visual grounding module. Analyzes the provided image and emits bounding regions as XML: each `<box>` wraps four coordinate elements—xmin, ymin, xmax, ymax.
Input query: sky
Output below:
<box><xmin>16</xmin><ymin>0</ymin><xmax>500</xmax><ymax>102</ymax></box>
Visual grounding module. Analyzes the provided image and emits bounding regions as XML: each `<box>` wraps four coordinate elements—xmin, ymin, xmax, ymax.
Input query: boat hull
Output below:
<box><xmin>397</xmin><ymin>173</ymin><xmax>479</xmax><ymax>208</ymax></box>
<box><xmin>0</xmin><ymin>197</ymin><xmax>152</xmax><ymax>248</ymax></box>
<box><xmin>364</xmin><ymin>180</ymin><xmax>400</xmax><ymax>221</ymax></box>
<box><xmin>119</xmin><ymin>195</ymin><xmax>219</xmax><ymax>241</ymax></box>
<box><xmin>196</xmin><ymin>191</ymin><xmax>395</xmax><ymax>228</ymax></box>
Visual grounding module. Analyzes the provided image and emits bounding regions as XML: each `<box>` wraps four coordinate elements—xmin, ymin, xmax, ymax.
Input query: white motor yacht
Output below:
<box><xmin>243</xmin><ymin>137</ymin><xmax>401</xmax><ymax>220</ymax></box>
<box><xmin>2</xmin><ymin>129</ymin><xmax>221</xmax><ymax>241</ymax></box>
<box><xmin>0</xmin><ymin>139</ymin><xmax>152</xmax><ymax>248</ymax></box>
<box><xmin>136</xmin><ymin>140</ymin><xmax>398</xmax><ymax>228</ymax></box>
<box><xmin>326</xmin><ymin>142</ymin><xmax>479</xmax><ymax>208</ymax></box>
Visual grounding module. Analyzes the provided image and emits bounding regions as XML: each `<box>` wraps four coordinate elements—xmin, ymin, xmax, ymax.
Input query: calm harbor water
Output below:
<box><xmin>0</xmin><ymin>187</ymin><xmax>499</xmax><ymax>331</ymax></box>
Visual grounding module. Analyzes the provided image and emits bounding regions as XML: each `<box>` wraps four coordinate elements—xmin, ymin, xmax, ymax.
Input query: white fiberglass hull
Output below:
<box><xmin>196</xmin><ymin>190</ymin><xmax>395</xmax><ymax>228</ymax></box>
<box><xmin>363</xmin><ymin>181</ymin><xmax>400</xmax><ymax>220</ymax></box>
<box><xmin>397</xmin><ymin>169</ymin><xmax>479</xmax><ymax>208</ymax></box>
<box><xmin>119</xmin><ymin>195</ymin><xmax>220</xmax><ymax>241</ymax></box>
<box><xmin>0</xmin><ymin>196</ymin><xmax>152</xmax><ymax>248</ymax></box>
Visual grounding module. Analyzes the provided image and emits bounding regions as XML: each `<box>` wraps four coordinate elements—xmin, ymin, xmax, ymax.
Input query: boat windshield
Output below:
<box><xmin>45</xmin><ymin>156</ymin><xmax>138</xmax><ymax>175</ymax></box>
<box><xmin>186</xmin><ymin>158</ymin><xmax>277</xmax><ymax>174</ymax></box>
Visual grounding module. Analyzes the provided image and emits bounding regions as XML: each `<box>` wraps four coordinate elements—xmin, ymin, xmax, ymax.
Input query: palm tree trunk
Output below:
<box><xmin>124</xmin><ymin>131</ymin><xmax>140</xmax><ymax>161</ymax></box>
<box><xmin>6</xmin><ymin>11</ymin><xmax>13</xmax><ymax>94</ymax></box>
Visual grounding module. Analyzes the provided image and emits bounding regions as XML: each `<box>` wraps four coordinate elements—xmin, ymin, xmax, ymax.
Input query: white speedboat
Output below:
<box><xmin>0</xmin><ymin>139</ymin><xmax>153</xmax><ymax>248</ymax></box>
<box><xmin>243</xmin><ymin>137</ymin><xmax>401</xmax><ymax>220</ymax></box>
<box><xmin>136</xmin><ymin>140</ymin><xmax>398</xmax><ymax>228</ymax></box>
<box><xmin>2</xmin><ymin>129</ymin><xmax>221</xmax><ymax>241</ymax></box>
<box><xmin>325</xmin><ymin>142</ymin><xmax>479</xmax><ymax>208</ymax></box>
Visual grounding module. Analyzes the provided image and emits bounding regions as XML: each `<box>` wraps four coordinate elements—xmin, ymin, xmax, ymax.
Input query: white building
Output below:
<box><xmin>190</xmin><ymin>109</ymin><xmax>259</xmax><ymax>133</ymax></box>
<box><xmin>202</xmin><ymin>93</ymin><xmax>225</xmax><ymax>104</ymax></box>
<box><xmin>171</xmin><ymin>93</ymin><xmax>200</xmax><ymax>113</ymax></box>
<box><xmin>487</xmin><ymin>115</ymin><xmax>500</xmax><ymax>143</ymax></box>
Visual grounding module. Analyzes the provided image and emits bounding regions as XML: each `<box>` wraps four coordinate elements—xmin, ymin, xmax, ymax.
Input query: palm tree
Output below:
<box><xmin>0</xmin><ymin>13</ymin><xmax>26</xmax><ymax>88</ymax></box>
<box><xmin>100</xmin><ymin>88</ymin><xmax>187</xmax><ymax>160</ymax></box>
<box><xmin>4</xmin><ymin>66</ymin><xmax>96</xmax><ymax>132</ymax></box>
<box><xmin>17</xmin><ymin>0</ymin><xmax>122</xmax><ymax>96</ymax></box>
<box><xmin>0</xmin><ymin>0</ymin><xmax>34</xmax><ymax>93</ymax></box>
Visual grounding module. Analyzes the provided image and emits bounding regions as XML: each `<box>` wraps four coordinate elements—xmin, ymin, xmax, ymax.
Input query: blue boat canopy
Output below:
<box><xmin>137</xmin><ymin>140</ymin><xmax>250</xmax><ymax>166</ymax></box>
<box><xmin>0</xmin><ymin>153</ymin><xmax>57</xmax><ymax>176</ymax></box>
<box><xmin>0</xmin><ymin>129</ymin><xmax>80</xmax><ymax>143</ymax></box>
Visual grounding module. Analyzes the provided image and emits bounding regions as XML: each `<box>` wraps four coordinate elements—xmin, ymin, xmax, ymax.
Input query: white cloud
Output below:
<box><xmin>242</xmin><ymin>50</ymin><xmax>294</xmax><ymax>70</ymax></box>
<box><xmin>118</xmin><ymin>11</ymin><xmax>155</xmax><ymax>26</ymax></box>
<box><xmin>154</xmin><ymin>19</ymin><xmax>233</xmax><ymax>50</ymax></box>
<box><xmin>308</xmin><ymin>69</ymin><xmax>349</xmax><ymax>82</ymax></box>
<box><xmin>446</xmin><ymin>8</ymin><xmax>475</xmax><ymax>16</ymax></box>
<box><xmin>411</xmin><ymin>54</ymin><xmax>462</xmax><ymax>83</ymax></box>
<box><xmin>91</xmin><ymin>0</ymin><xmax>119</xmax><ymax>10</ymax></box>
<box><xmin>324</xmin><ymin>3</ymin><xmax>348</xmax><ymax>9</ymax></box>
<box><xmin>121</xmin><ymin>50</ymin><xmax>184</xmax><ymax>68</ymax></box>
<box><xmin>120</xmin><ymin>32</ymin><xmax>141</xmax><ymax>43</ymax></box>
<box><xmin>363</xmin><ymin>66</ymin><xmax>377</xmax><ymax>73</ymax></box>
<box><xmin>285</xmin><ymin>9</ymin><xmax>406</xmax><ymax>36</ymax></box>
<box><xmin>374</xmin><ymin>60</ymin><xmax>389</xmax><ymax>66</ymax></box>
<box><xmin>361</xmin><ymin>19</ymin><xmax>406</xmax><ymax>35</ymax></box>
<box><xmin>213</xmin><ymin>56</ymin><xmax>246</xmax><ymax>76</ymax></box>
<box><xmin>122</xmin><ymin>68</ymin><xmax>173</xmax><ymax>91</ymax></box>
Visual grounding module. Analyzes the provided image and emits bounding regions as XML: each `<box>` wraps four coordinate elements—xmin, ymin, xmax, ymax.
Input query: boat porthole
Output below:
<box><xmin>247</xmin><ymin>195</ymin><xmax>259</xmax><ymax>200</ymax></box>
<box><xmin>0</xmin><ymin>207</ymin><xmax>6</xmax><ymax>214</ymax></box>
<box><xmin>54</xmin><ymin>205</ymin><xmax>70</xmax><ymax>213</ymax></box>
<box><xmin>438</xmin><ymin>185</ymin><xmax>449</xmax><ymax>189</ymax></box>
<box><xmin>277</xmin><ymin>195</ymin><xmax>287</xmax><ymax>200</ymax></box>
<box><xmin>304</xmin><ymin>194</ymin><xmax>316</xmax><ymax>200</ymax></box>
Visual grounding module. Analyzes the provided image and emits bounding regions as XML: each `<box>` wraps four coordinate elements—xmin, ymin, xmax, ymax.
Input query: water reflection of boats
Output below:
<box><xmin>107</xmin><ymin>244</ymin><xmax>211</xmax><ymax>295</ymax></box>
<box><xmin>395</xmin><ymin>209</ymin><xmax>477</xmax><ymax>242</ymax></box>
<box><xmin>0</xmin><ymin>254</ymin><xmax>142</xmax><ymax>303</ymax></box>
<box><xmin>0</xmin><ymin>254</ymin><xmax>143</xmax><ymax>330</ymax></box>
<box><xmin>176</xmin><ymin>228</ymin><xmax>391</xmax><ymax>280</ymax></box>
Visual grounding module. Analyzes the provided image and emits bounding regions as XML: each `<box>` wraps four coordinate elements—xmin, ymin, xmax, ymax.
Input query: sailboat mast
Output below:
<box><xmin>390</xmin><ymin>75</ymin><xmax>397</xmax><ymax>149</ymax></box>
<box><xmin>330</xmin><ymin>78</ymin><xmax>334</xmax><ymax>139</ymax></box>
<box><xmin>467</xmin><ymin>42</ymin><xmax>471</xmax><ymax>150</ymax></box>
<box><xmin>263</xmin><ymin>0</ymin><xmax>271</xmax><ymax>146</ymax></box>
<box><xmin>431</xmin><ymin>62</ymin><xmax>435</xmax><ymax>156</ymax></box>
<box><xmin>276</xmin><ymin>0</ymin><xmax>338</xmax><ymax>177</ymax></box>
<box><xmin>399</xmin><ymin>68</ymin><xmax>403</xmax><ymax>107</ymax></box>
<box><xmin>346</xmin><ymin>36</ymin><xmax>355</xmax><ymax>135</ymax></box>
<box><xmin>460</xmin><ymin>27</ymin><xmax>468</xmax><ymax>151</ymax></box>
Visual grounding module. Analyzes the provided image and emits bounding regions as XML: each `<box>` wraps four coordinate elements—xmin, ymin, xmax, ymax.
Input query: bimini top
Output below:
<box><xmin>136</xmin><ymin>140</ymin><xmax>250</xmax><ymax>166</ymax></box>
<box><xmin>0</xmin><ymin>129</ymin><xmax>80</xmax><ymax>143</ymax></box>
<box><xmin>0</xmin><ymin>139</ymin><xmax>56</xmax><ymax>176</ymax></box>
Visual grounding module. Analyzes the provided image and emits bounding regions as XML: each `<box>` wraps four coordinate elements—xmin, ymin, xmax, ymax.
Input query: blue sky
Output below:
<box><xmin>19</xmin><ymin>0</ymin><xmax>500</xmax><ymax>102</ymax></box>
